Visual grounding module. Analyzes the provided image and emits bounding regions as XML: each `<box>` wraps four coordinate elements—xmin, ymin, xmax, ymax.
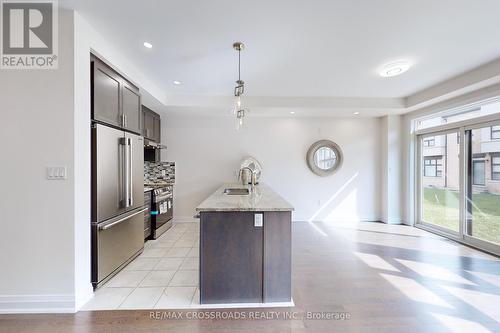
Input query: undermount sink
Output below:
<box><xmin>223</xmin><ymin>188</ymin><xmax>250</xmax><ymax>195</ymax></box>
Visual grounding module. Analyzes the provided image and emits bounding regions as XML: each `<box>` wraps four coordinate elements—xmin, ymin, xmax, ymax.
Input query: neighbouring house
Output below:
<box><xmin>421</xmin><ymin>102</ymin><xmax>500</xmax><ymax>195</ymax></box>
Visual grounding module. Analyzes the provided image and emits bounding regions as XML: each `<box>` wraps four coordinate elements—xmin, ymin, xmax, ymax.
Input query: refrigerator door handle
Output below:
<box><xmin>119</xmin><ymin>137</ymin><xmax>127</xmax><ymax>208</ymax></box>
<box><xmin>123</xmin><ymin>137</ymin><xmax>131</xmax><ymax>208</ymax></box>
<box><xmin>98</xmin><ymin>207</ymin><xmax>147</xmax><ymax>230</ymax></box>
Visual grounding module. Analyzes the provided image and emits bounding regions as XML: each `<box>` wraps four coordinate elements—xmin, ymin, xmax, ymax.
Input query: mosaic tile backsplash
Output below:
<box><xmin>144</xmin><ymin>161</ymin><xmax>175</xmax><ymax>184</ymax></box>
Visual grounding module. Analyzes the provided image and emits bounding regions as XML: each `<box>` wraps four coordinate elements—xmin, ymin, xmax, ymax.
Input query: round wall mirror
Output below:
<box><xmin>306</xmin><ymin>140</ymin><xmax>343</xmax><ymax>176</ymax></box>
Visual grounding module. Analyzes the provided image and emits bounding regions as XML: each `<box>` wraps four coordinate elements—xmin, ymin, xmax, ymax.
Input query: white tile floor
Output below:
<box><xmin>82</xmin><ymin>222</ymin><xmax>294</xmax><ymax>311</ymax></box>
<box><xmin>82</xmin><ymin>223</ymin><xmax>201</xmax><ymax>310</ymax></box>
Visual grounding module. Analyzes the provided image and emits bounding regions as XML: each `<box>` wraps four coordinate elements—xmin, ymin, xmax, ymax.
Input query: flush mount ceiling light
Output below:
<box><xmin>353</xmin><ymin>112</ymin><xmax>360</xmax><ymax>115</ymax></box>
<box><xmin>173</xmin><ymin>80</ymin><xmax>181</xmax><ymax>85</ymax></box>
<box><xmin>143</xmin><ymin>42</ymin><xmax>153</xmax><ymax>49</ymax></box>
<box><xmin>379</xmin><ymin>61</ymin><xmax>411</xmax><ymax>77</ymax></box>
<box><xmin>290</xmin><ymin>111</ymin><xmax>296</xmax><ymax>115</ymax></box>
<box><xmin>232</xmin><ymin>42</ymin><xmax>248</xmax><ymax>130</ymax></box>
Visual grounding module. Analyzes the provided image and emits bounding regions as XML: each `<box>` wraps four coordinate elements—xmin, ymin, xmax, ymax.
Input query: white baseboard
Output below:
<box><xmin>295</xmin><ymin>217</ymin><xmax>382</xmax><ymax>223</ymax></box>
<box><xmin>380</xmin><ymin>218</ymin><xmax>404</xmax><ymax>225</ymax></box>
<box><xmin>175</xmin><ymin>216</ymin><xmax>387</xmax><ymax>224</ymax></box>
<box><xmin>0</xmin><ymin>294</ymin><xmax>76</xmax><ymax>314</ymax></box>
<box><xmin>74</xmin><ymin>284</ymin><xmax>94</xmax><ymax>311</ymax></box>
<box><xmin>173</xmin><ymin>216</ymin><xmax>198</xmax><ymax>223</ymax></box>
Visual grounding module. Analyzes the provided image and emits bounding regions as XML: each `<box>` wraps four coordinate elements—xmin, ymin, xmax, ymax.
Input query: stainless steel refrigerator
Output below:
<box><xmin>91</xmin><ymin>123</ymin><xmax>145</xmax><ymax>289</ymax></box>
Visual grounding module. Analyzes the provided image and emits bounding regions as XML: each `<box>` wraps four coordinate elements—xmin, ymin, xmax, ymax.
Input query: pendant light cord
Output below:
<box><xmin>238</xmin><ymin>49</ymin><xmax>241</xmax><ymax>81</ymax></box>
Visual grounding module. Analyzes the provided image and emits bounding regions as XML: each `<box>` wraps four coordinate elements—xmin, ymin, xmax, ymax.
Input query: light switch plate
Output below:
<box><xmin>47</xmin><ymin>166</ymin><xmax>67</xmax><ymax>180</ymax></box>
<box><xmin>254</xmin><ymin>213</ymin><xmax>263</xmax><ymax>227</ymax></box>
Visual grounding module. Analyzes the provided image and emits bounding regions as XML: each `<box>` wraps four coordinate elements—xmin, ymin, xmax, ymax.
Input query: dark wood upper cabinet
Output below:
<box><xmin>91</xmin><ymin>54</ymin><xmax>142</xmax><ymax>135</ymax></box>
<box><xmin>153</xmin><ymin>113</ymin><xmax>161</xmax><ymax>143</ymax></box>
<box><xmin>142</xmin><ymin>107</ymin><xmax>154</xmax><ymax>139</ymax></box>
<box><xmin>91</xmin><ymin>59</ymin><xmax>121</xmax><ymax>128</ymax></box>
<box><xmin>142</xmin><ymin>106</ymin><xmax>161</xmax><ymax>143</ymax></box>
<box><xmin>121</xmin><ymin>82</ymin><xmax>142</xmax><ymax>134</ymax></box>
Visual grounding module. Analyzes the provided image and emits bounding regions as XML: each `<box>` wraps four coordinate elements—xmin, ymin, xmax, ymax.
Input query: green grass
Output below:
<box><xmin>423</xmin><ymin>188</ymin><xmax>500</xmax><ymax>244</ymax></box>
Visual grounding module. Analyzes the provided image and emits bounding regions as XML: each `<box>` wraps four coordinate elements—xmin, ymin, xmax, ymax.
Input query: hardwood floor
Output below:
<box><xmin>1</xmin><ymin>221</ymin><xmax>500</xmax><ymax>333</ymax></box>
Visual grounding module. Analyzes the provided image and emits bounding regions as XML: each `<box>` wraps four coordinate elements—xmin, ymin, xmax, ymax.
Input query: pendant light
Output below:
<box><xmin>232</xmin><ymin>42</ymin><xmax>246</xmax><ymax>130</ymax></box>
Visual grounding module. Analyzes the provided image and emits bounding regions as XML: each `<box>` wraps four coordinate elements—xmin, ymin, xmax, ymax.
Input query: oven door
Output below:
<box><xmin>152</xmin><ymin>194</ymin><xmax>173</xmax><ymax>238</ymax></box>
<box><xmin>156</xmin><ymin>196</ymin><xmax>173</xmax><ymax>227</ymax></box>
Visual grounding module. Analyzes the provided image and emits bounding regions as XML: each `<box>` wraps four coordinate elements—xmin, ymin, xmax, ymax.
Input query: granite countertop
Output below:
<box><xmin>144</xmin><ymin>182</ymin><xmax>175</xmax><ymax>193</ymax></box>
<box><xmin>144</xmin><ymin>181</ymin><xmax>175</xmax><ymax>186</ymax></box>
<box><xmin>196</xmin><ymin>183</ymin><xmax>294</xmax><ymax>212</ymax></box>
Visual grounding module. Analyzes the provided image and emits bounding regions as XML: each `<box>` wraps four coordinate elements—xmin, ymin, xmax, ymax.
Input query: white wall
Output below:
<box><xmin>162</xmin><ymin>115</ymin><xmax>382</xmax><ymax>222</ymax></box>
<box><xmin>379</xmin><ymin>115</ymin><xmax>403</xmax><ymax>224</ymax></box>
<box><xmin>72</xmin><ymin>11</ymin><xmax>93</xmax><ymax>311</ymax></box>
<box><xmin>0</xmin><ymin>9</ymin><xmax>76</xmax><ymax>312</ymax></box>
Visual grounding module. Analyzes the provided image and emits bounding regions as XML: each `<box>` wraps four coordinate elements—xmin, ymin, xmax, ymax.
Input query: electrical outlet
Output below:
<box><xmin>254</xmin><ymin>213</ymin><xmax>263</xmax><ymax>227</ymax></box>
<box><xmin>47</xmin><ymin>166</ymin><xmax>67</xmax><ymax>180</ymax></box>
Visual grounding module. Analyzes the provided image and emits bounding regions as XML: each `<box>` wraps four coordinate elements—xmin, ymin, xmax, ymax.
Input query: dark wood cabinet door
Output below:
<box><xmin>142</xmin><ymin>108</ymin><xmax>155</xmax><ymax>140</ymax></box>
<box><xmin>92</xmin><ymin>60</ymin><xmax>121</xmax><ymax>127</ymax></box>
<box><xmin>153</xmin><ymin>114</ymin><xmax>161</xmax><ymax>143</ymax></box>
<box><xmin>122</xmin><ymin>82</ymin><xmax>141</xmax><ymax>134</ymax></box>
<box><xmin>263</xmin><ymin>212</ymin><xmax>291</xmax><ymax>302</ymax></box>
<box><xmin>200</xmin><ymin>212</ymin><xmax>263</xmax><ymax>304</ymax></box>
<box><xmin>142</xmin><ymin>106</ymin><xmax>161</xmax><ymax>142</ymax></box>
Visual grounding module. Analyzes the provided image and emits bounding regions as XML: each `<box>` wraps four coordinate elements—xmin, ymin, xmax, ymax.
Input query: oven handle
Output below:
<box><xmin>98</xmin><ymin>208</ymin><xmax>147</xmax><ymax>230</ymax></box>
<box><xmin>154</xmin><ymin>194</ymin><xmax>172</xmax><ymax>202</ymax></box>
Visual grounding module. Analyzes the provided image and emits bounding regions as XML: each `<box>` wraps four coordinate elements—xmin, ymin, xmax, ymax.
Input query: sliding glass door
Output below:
<box><xmin>464</xmin><ymin>125</ymin><xmax>500</xmax><ymax>250</ymax></box>
<box><xmin>417</xmin><ymin>119</ymin><xmax>500</xmax><ymax>255</ymax></box>
<box><xmin>418</xmin><ymin>130</ymin><xmax>461</xmax><ymax>235</ymax></box>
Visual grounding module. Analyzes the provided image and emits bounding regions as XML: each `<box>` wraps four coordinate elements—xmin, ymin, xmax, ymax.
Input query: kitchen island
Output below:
<box><xmin>196</xmin><ymin>183</ymin><xmax>294</xmax><ymax>305</ymax></box>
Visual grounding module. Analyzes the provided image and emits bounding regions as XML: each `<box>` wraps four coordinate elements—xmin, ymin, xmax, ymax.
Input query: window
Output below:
<box><xmin>473</xmin><ymin>160</ymin><xmax>485</xmax><ymax>185</ymax></box>
<box><xmin>424</xmin><ymin>156</ymin><xmax>443</xmax><ymax>177</ymax></box>
<box><xmin>423</xmin><ymin>137</ymin><xmax>435</xmax><ymax>147</ymax></box>
<box><xmin>416</xmin><ymin>100</ymin><xmax>500</xmax><ymax>131</ymax></box>
<box><xmin>492</xmin><ymin>154</ymin><xmax>500</xmax><ymax>180</ymax></box>
<box><xmin>491</xmin><ymin>126</ymin><xmax>500</xmax><ymax>140</ymax></box>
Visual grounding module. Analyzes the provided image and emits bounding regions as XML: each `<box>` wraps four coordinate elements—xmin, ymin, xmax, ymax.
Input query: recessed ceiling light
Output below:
<box><xmin>173</xmin><ymin>80</ymin><xmax>181</xmax><ymax>85</ymax></box>
<box><xmin>353</xmin><ymin>112</ymin><xmax>360</xmax><ymax>115</ymax></box>
<box><xmin>143</xmin><ymin>42</ymin><xmax>153</xmax><ymax>49</ymax></box>
<box><xmin>290</xmin><ymin>111</ymin><xmax>295</xmax><ymax>114</ymax></box>
<box><xmin>379</xmin><ymin>61</ymin><xmax>411</xmax><ymax>77</ymax></box>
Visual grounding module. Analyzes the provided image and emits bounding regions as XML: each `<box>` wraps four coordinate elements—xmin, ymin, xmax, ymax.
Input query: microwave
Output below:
<box><xmin>144</xmin><ymin>139</ymin><xmax>165</xmax><ymax>162</ymax></box>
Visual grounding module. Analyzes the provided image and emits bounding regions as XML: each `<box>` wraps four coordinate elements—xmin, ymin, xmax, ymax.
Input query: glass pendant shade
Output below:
<box><xmin>233</xmin><ymin>95</ymin><xmax>242</xmax><ymax>115</ymax></box>
<box><xmin>236</xmin><ymin>109</ymin><xmax>245</xmax><ymax>130</ymax></box>
<box><xmin>232</xmin><ymin>42</ymin><xmax>247</xmax><ymax>130</ymax></box>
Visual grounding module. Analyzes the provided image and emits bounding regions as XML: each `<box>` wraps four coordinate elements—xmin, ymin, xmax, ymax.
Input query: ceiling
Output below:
<box><xmin>72</xmin><ymin>0</ymin><xmax>500</xmax><ymax>107</ymax></box>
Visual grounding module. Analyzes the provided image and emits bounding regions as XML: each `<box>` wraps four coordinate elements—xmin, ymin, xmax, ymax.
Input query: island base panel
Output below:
<box><xmin>200</xmin><ymin>212</ymin><xmax>263</xmax><ymax>304</ymax></box>
<box><xmin>199</xmin><ymin>211</ymin><xmax>291</xmax><ymax>304</ymax></box>
<box><xmin>263</xmin><ymin>211</ymin><xmax>292</xmax><ymax>302</ymax></box>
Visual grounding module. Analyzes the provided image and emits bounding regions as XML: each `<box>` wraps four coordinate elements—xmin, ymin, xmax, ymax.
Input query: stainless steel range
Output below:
<box><xmin>151</xmin><ymin>185</ymin><xmax>173</xmax><ymax>239</ymax></box>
